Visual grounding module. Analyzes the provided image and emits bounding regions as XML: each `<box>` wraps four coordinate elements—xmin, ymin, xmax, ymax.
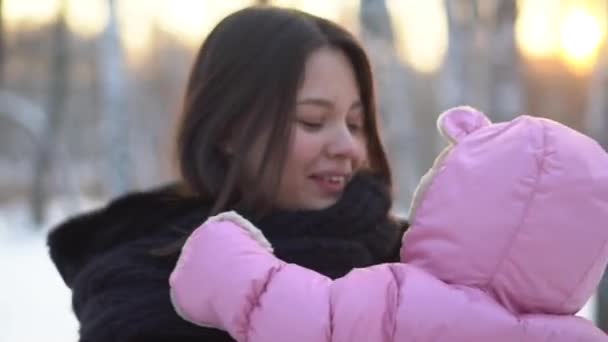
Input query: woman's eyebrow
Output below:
<box><xmin>297</xmin><ymin>98</ymin><xmax>362</xmax><ymax>111</ymax></box>
<box><xmin>296</xmin><ymin>98</ymin><xmax>333</xmax><ymax>109</ymax></box>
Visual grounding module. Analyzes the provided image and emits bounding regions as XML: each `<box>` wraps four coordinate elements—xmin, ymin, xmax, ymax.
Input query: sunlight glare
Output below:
<box><xmin>559</xmin><ymin>7</ymin><xmax>606</xmax><ymax>73</ymax></box>
<box><xmin>515</xmin><ymin>0</ymin><xmax>562</xmax><ymax>59</ymax></box>
<box><xmin>66</xmin><ymin>0</ymin><xmax>108</xmax><ymax>37</ymax></box>
<box><xmin>272</xmin><ymin>0</ymin><xmax>352</xmax><ymax>22</ymax></box>
<box><xmin>157</xmin><ymin>0</ymin><xmax>250</xmax><ymax>46</ymax></box>
<box><xmin>387</xmin><ymin>0</ymin><xmax>448</xmax><ymax>73</ymax></box>
<box><xmin>116</xmin><ymin>0</ymin><xmax>157</xmax><ymax>59</ymax></box>
<box><xmin>4</xmin><ymin>0</ymin><xmax>59</xmax><ymax>27</ymax></box>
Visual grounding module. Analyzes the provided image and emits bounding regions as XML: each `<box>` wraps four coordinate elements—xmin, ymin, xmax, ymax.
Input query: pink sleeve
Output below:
<box><xmin>168</xmin><ymin>218</ymin><xmax>409</xmax><ymax>341</ymax></box>
<box><xmin>169</xmin><ymin>219</ymin><xmax>333</xmax><ymax>341</ymax></box>
<box><xmin>169</xmin><ymin>218</ymin><xmax>607</xmax><ymax>342</ymax></box>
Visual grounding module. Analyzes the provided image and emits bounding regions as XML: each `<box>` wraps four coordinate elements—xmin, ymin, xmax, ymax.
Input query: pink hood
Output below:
<box><xmin>404</xmin><ymin>107</ymin><xmax>608</xmax><ymax>315</ymax></box>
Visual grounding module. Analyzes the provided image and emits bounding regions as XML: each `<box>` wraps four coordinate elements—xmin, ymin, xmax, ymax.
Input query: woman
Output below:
<box><xmin>48</xmin><ymin>6</ymin><xmax>405</xmax><ymax>341</ymax></box>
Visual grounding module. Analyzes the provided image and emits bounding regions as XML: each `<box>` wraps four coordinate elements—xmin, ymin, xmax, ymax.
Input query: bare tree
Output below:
<box><xmin>0</xmin><ymin>92</ymin><xmax>45</xmax><ymax>141</ymax></box>
<box><xmin>486</xmin><ymin>0</ymin><xmax>523</xmax><ymax>120</ymax></box>
<box><xmin>586</xmin><ymin>42</ymin><xmax>608</xmax><ymax>148</ymax></box>
<box><xmin>592</xmin><ymin>35</ymin><xmax>608</xmax><ymax>331</ymax></box>
<box><xmin>98</xmin><ymin>0</ymin><xmax>133</xmax><ymax>196</ymax></box>
<box><xmin>439</xmin><ymin>0</ymin><xmax>478</xmax><ymax>111</ymax></box>
<box><xmin>29</xmin><ymin>0</ymin><xmax>71</xmax><ymax>224</ymax></box>
<box><xmin>0</xmin><ymin>0</ymin><xmax>5</xmax><ymax>87</ymax></box>
<box><xmin>359</xmin><ymin>0</ymin><xmax>419</xmax><ymax>212</ymax></box>
<box><xmin>440</xmin><ymin>0</ymin><xmax>522</xmax><ymax>119</ymax></box>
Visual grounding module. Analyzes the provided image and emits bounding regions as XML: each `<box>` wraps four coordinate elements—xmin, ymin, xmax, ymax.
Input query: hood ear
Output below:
<box><xmin>437</xmin><ymin>106</ymin><xmax>492</xmax><ymax>144</ymax></box>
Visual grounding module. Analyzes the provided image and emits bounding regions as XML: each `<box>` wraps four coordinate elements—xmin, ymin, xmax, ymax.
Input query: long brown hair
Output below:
<box><xmin>177</xmin><ymin>6</ymin><xmax>392</xmax><ymax>218</ymax></box>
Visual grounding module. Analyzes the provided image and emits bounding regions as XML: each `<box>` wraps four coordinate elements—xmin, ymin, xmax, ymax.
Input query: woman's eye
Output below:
<box><xmin>299</xmin><ymin>120</ymin><xmax>322</xmax><ymax>130</ymax></box>
<box><xmin>348</xmin><ymin>122</ymin><xmax>363</xmax><ymax>133</ymax></box>
<box><xmin>348</xmin><ymin>124</ymin><xmax>361</xmax><ymax>132</ymax></box>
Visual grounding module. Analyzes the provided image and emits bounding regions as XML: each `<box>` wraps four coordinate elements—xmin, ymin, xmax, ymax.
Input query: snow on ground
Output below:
<box><xmin>0</xmin><ymin>197</ymin><xmax>599</xmax><ymax>341</ymax></box>
<box><xmin>0</xmin><ymin>197</ymin><xmax>103</xmax><ymax>342</ymax></box>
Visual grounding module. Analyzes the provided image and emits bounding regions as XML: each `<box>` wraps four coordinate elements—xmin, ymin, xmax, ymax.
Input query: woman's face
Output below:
<box><xmin>256</xmin><ymin>47</ymin><xmax>369</xmax><ymax>210</ymax></box>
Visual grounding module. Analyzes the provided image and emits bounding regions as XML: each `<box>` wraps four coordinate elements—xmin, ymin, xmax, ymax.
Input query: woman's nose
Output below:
<box><xmin>326</xmin><ymin>125</ymin><xmax>359</xmax><ymax>159</ymax></box>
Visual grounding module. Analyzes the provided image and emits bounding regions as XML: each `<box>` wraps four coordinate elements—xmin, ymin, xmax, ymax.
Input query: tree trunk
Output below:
<box><xmin>439</xmin><ymin>0</ymin><xmax>477</xmax><ymax>111</ymax></box>
<box><xmin>440</xmin><ymin>0</ymin><xmax>522</xmax><ymax>121</ymax></box>
<box><xmin>29</xmin><ymin>0</ymin><xmax>70</xmax><ymax>225</ymax></box>
<box><xmin>586</xmin><ymin>43</ymin><xmax>608</xmax><ymax>147</ymax></box>
<box><xmin>98</xmin><ymin>0</ymin><xmax>132</xmax><ymax>197</ymax></box>
<box><xmin>487</xmin><ymin>0</ymin><xmax>523</xmax><ymax>120</ymax></box>
<box><xmin>359</xmin><ymin>0</ymin><xmax>419</xmax><ymax>212</ymax></box>
<box><xmin>0</xmin><ymin>0</ymin><xmax>5</xmax><ymax>87</ymax></box>
<box><xmin>592</xmin><ymin>35</ymin><xmax>608</xmax><ymax>332</ymax></box>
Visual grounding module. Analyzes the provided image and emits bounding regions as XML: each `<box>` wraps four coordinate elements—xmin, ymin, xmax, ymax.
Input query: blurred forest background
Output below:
<box><xmin>0</xmin><ymin>0</ymin><xmax>607</xmax><ymax>340</ymax></box>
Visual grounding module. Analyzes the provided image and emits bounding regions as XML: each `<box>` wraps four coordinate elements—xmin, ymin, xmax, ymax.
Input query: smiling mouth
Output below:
<box><xmin>309</xmin><ymin>174</ymin><xmax>350</xmax><ymax>194</ymax></box>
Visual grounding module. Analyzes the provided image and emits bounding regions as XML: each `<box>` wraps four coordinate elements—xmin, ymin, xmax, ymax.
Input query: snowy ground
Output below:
<box><xmin>0</xmin><ymin>197</ymin><xmax>103</xmax><ymax>342</ymax></box>
<box><xmin>0</xmin><ymin>198</ymin><xmax>599</xmax><ymax>341</ymax></box>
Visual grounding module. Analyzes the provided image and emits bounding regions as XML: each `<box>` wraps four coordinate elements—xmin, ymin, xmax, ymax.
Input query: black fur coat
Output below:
<box><xmin>48</xmin><ymin>175</ymin><xmax>407</xmax><ymax>342</ymax></box>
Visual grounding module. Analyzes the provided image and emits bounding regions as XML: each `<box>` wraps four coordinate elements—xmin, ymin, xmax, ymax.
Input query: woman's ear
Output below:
<box><xmin>437</xmin><ymin>106</ymin><xmax>491</xmax><ymax>144</ymax></box>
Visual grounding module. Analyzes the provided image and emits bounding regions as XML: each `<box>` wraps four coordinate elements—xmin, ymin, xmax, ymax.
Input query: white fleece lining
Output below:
<box><xmin>407</xmin><ymin>145</ymin><xmax>452</xmax><ymax>221</ymax></box>
<box><xmin>207</xmin><ymin>211</ymin><xmax>274</xmax><ymax>253</ymax></box>
<box><xmin>437</xmin><ymin>109</ymin><xmax>459</xmax><ymax>144</ymax></box>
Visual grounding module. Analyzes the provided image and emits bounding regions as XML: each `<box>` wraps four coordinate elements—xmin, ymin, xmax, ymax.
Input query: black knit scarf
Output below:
<box><xmin>241</xmin><ymin>172</ymin><xmax>404</xmax><ymax>279</ymax></box>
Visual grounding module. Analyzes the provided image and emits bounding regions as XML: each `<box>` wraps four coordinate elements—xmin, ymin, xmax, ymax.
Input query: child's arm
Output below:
<box><xmin>169</xmin><ymin>212</ymin><xmax>606</xmax><ymax>342</ymax></box>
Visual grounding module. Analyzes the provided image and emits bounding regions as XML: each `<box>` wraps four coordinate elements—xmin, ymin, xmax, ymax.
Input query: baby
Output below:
<box><xmin>170</xmin><ymin>106</ymin><xmax>608</xmax><ymax>341</ymax></box>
